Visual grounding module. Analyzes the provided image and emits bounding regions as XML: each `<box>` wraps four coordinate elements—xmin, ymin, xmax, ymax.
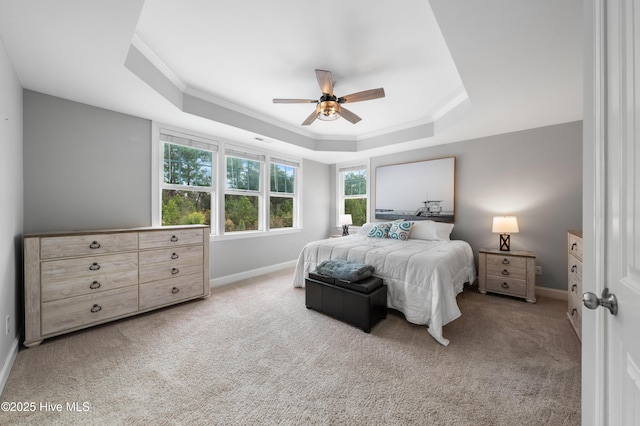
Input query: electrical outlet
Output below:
<box><xmin>5</xmin><ymin>315</ymin><xmax>9</xmax><ymax>335</ymax></box>
<box><xmin>536</xmin><ymin>266</ymin><xmax>542</xmax><ymax>275</ymax></box>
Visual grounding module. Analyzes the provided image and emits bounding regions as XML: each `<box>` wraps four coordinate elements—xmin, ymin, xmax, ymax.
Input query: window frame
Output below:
<box><xmin>224</xmin><ymin>147</ymin><xmax>265</xmax><ymax>234</ymax></box>
<box><xmin>269</xmin><ymin>158</ymin><xmax>300</xmax><ymax>230</ymax></box>
<box><xmin>336</xmin><ymin>161</ymin><xmax>370</xmax><ymax>230</ymax></box>
<box><xmin>153</xmin><ymin>123</ymin><xmax>218</xmax><ymax>229</ymax></box>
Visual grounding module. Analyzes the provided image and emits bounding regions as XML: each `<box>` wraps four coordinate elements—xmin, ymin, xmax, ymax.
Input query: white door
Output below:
<box><xmin>584</xmin><ymin>0</ymin><xmax>640</xmax><ymax>425</ymax></box>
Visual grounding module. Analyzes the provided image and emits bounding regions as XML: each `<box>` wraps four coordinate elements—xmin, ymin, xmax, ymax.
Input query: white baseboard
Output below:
<box><xmin>535</xmin><ymin>286</ymin><xmax>568</xmax><ymax>301</ymax></box>
<box><xmin>210</xmin><ymin>260</ymin><xmax>297</xmax><ymax>288</ymax></box>
<box><xmin>0</xmin><ymin>333</ymin><xmax>20</xmax><ymax>396</ymax></box>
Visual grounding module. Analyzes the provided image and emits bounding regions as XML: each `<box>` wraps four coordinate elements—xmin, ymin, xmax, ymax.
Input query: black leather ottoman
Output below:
<box><xmin>305</xmin><ymin>273</ymin><xmax>387</xmax><ymax>332</ymax></box>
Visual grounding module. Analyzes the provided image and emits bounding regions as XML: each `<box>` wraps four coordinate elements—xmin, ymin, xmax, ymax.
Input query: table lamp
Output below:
<box><xmin>492</xmin><ymin>216</ymin><xmax>519</xmax><ymax>251</ymax></box>
<box><xmin>339</xmin><ymin>214</ymin><xmax>353</xmax><ymax>236</ymax></box>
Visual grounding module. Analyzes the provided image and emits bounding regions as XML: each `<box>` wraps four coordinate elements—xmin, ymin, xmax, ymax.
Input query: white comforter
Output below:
<box><xmin>293</xmin><ymin>235</ymin><xmax>476</xmax><ymax>346</ymax></box>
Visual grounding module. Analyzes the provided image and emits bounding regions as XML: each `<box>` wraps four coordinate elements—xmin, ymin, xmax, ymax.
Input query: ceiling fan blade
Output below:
<box><xmin>301</xmin><ymin>109</ymin><xmax>319</xmax><ymax>126</ymax></box>
<box><xmin>339</xmin><ymin>88</ymin><xmax>385</xmax><ymax>103</ymax></box>
<box><xmin>315</xmin><ymin>69</ymin><xmax>334</xmax><ymax>96</ymax></box>
<box><xmin>273</xmin><ymin>98</ymin><xmax>317</xmax><ymax>104</ymax></box>
<box><xmin>339</xmin><ymin>106</ymin><xmax>362</xmax><ymax>124</ymax></box>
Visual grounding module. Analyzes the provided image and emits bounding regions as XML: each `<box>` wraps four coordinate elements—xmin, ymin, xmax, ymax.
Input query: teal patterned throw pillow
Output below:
<box><xmin>389</xmin><ymin>221</ymin><xmax>413</xmax><ymax>240</ymax></box>
<box><xmin>367</xmin><ymin>222</ymin><xmax>392</xmax><ymax>238</ymax></box>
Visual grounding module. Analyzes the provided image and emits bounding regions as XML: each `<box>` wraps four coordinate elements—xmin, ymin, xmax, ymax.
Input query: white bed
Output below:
<box><xmin>293</xmin><ymin>221</ymin><xmax>476</xmax><ymax>346</ymax></box>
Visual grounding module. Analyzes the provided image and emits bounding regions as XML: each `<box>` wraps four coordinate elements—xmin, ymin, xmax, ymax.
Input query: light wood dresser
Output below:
<box><xmin>24</xmin><ymin>225</ymin><xmax>210</xmax><ymax>347</ymax></box>
<box><xmin>567</xmin><ymin>230</ymin><xmax>583</xmax><ymax>341</ymax></box>
<box><xmin>478</xmin><ymin>248</ymin><xmax>536</xmax><ymax>303</ymax></box>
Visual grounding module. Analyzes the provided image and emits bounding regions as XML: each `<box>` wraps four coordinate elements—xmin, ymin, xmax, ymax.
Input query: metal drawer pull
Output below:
<box><xmin>501</xmin><ymin>269</ymin><xmax>510</xmax><ymax>276</ymax></box>
<box><xmin>571</xmin><ymin>284</ymin><xmax>577</xmax><ymax>292</ymax></box>
<box><xmin>89</xmin><ymin>241</ymin><xmax>101</xmax><ymax>249</ymax></box>
<box><xmin>571</xmin><ymin>265</ymin><xmax>577</xmax><ymax>272</ymax></box>
<box><xmin>571</xmin><ymin>242</ymin><xmax>577</xmax><ymax>251</ymax></box>
<box><xmin>89</xmin><ymin>281</ymin><xmax>101</xmax><ymax>290</ymax></box>
<box><xmin>171</xmin><ymin>287</ymin><xmax>180</xmax><ymax>294</ymax></box>
<box><xmin>501</xmin><ymin>282</ymin><xmax>510</xmax><ymax>289</ymax></box>
<box><xmin>171</xmin><ymin>235</ymin><xmax>179</xmax><ymax>242</ymax></box>
<box><xmin>171</xmin><ymin>268</ymin><xmax>179</xmax><ymax>275</ymax></box>
<box><xmin>171</xmin><ymin>253</ymin><xmax>179</xmax><ymax>260</ymax></box>
<box><xmin>501</xmin><ymin>258</ymin><xmax>510</xmax><ymax>265</ymax></box>
<box><xmin>571</xmin><ymin>308</ymin><xmax>577</xmax><ymax>316</ymax></box>
<box><xmin>90</xmin><ymin>304</ymin><xmax>102</xmax><ymax>313</ymax></box>
<box><xmin>89</xmin><ymin>262</ymin><xmax>101</xmax><ymax>271</ymax></box>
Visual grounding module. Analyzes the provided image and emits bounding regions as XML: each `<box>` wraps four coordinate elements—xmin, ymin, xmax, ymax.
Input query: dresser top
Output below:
<box><xmin>24</xmin><ymin>224</ymin><xmax>209</xmax><ymax>238</ymax></box>
<box><xmin>569</xmin><ymin>229</ymin><xmax>582</xmax><ymax>238</ymax></box>
<box><xmin>479</xmin><ymin>248</ymin><xmax>535</xmax><ymax>258</ymax></box>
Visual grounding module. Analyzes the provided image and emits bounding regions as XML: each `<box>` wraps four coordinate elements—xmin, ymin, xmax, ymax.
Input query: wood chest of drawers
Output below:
<box><xmin>567</xmin><ymin>230</ymin><xmax>582</xmax><ymax>341</ymax></box>
<box><xmin>478</xmin><ymin>249</ymin><xmax>536</xmax><ymax>303</ymax></box>
<box><xmin>24</xmin><ymin>225</ymin><xmax>210</xmax><ymax>347</ymax></box>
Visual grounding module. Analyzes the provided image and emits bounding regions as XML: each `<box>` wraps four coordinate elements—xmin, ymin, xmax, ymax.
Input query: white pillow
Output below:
<box><xmin>357</xmin><ymin>222</ymin><xmax>375</xmax><ymax>236</ymax></box>
<box><xmin>409</xmin><ymin>220</ymin><xmax>454</xmax><ymax>241</ymax></box>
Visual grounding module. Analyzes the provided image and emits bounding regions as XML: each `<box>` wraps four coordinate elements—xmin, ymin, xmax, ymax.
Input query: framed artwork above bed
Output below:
<box><xmin>375</xmin><ymin>156</ymin><xmax>455</xmax><ymax>223</ymax></box>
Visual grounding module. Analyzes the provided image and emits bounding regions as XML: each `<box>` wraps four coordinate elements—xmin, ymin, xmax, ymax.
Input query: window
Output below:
<box><xmin>338</xmin><ymin>164</ymin><xmax>368</xmax><ymax>227</ymax></box>
<box><xmin>154</xmin><ymin>123</ymin><xmax>302</xmax><ymax>237</ymax></box>
<box><xmin>160</xmin><ymin>132</ymin><xmax>216</xmax><ymax>227</ymax></box>
<box><xmin>225</xmin><ymin>150</ymin><xmax>263</xmax><ymax>232</ymax></box>
<box><xmin>270</xmin><ymin>159</ymin><xmax>298</xmax><ymax>229</ymax></box>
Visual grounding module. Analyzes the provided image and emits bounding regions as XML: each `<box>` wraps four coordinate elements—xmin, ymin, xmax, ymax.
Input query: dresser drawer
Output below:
<box><xmin>485</xmin><ymin>276</ymin><xmax>527</xmax><ymax>297</ymax></box>
<box><xmin>568</xmin><ymin>258</ymin><xmax>582</xmax><ymax>283</ymax></box>
<box><xmin>568</xmin><ymin>272</ymin><xmax>583</xmax><ymax>300</ymax></box>
<box><xmin>568</xmin><ymin>233</ymin><xmax>583</xmax><ymax>261</ymax></box>
<box><xmin>138</xmin><ymin>245</ymin><xmax>203</xmax><ymax>268</ymax></box>
<box><xmin>486</xmin><ymin>254</ymin><xmax>527</xmax><ymax>280</ymax></box>
<box><xmin>568</xmin><ymin>291</ymin><xmax>582</xmax><ymax>340</ymax></box>
<box><xmin>138</xmin><ymin>228</ymin><xmax>204</xmax><ymax>249</ymax></box>
<box><xmin>139</xmin><ymin>273</ymin><xmax>205</xmax><ymax>310</ymax></box>
<box><xmin>40</xmin><ymin>233</ymin><xmax>138</xmax><ymax>260</ymax></box>
<box><xmin>41</xmin><ymin>253</ymin><xmax>139</xmax><ymax>302</ymax></box>
<box><xmin>41</xmin><ymin>285</ymin><xmax>138</xmax><ymax>336</ymax></box>
<box><xmin>139</xmin><ymin>246</ymin><xmax>204</xmax><ymax>284</ymax></box>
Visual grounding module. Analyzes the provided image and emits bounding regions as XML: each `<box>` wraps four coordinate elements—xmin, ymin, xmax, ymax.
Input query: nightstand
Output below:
<box><xmin>478</xmin><ymin>249</ymin><xmax>536</xmax><ymax>303</ymax></box>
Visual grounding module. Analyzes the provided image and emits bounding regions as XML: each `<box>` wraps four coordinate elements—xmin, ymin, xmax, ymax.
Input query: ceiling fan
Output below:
<box><xmin>273</xmin><ymin>69</ymin><xmax>385</xmax><ymax>126</ymax></box>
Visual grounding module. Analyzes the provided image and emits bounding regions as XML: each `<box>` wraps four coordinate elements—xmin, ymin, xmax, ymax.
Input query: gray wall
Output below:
<box><xmin>369</xmin><ymin>121</ymin><xmax>583</xmax><ymax>291</ymax></box>
<box><xmin>0</xmin><ymin>36</ymin><xmax>23</xmax><ymax>392</ymax></box>
<box><xmin>22</xmin><ymin>91</ymin><xmax>333</xmax><ymax>280</ymax></box>
<box><xmin>23</xmin><ymin>91</ymin><xmax>152</xmax><ymax>233</ymax></box>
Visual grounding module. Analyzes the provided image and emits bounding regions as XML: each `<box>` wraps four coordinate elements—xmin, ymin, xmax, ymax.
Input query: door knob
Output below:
<box><xmin>583</xmin><ymin>288</ymin><xmax>618</xmax><ymax>315</ymax></box>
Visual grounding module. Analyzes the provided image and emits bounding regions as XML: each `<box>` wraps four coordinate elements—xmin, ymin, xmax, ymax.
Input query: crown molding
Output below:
<box><xmin>131</xmin><ymin>34</ymin><xmax>187</xmax><ymax>92</ymax></box>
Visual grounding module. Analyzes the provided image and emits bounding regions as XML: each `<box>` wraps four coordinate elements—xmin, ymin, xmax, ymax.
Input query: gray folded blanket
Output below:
<box><xmin>315</xmin><ymin>259</ymin><xmax>374</xmax><ymax>282</ymax></box>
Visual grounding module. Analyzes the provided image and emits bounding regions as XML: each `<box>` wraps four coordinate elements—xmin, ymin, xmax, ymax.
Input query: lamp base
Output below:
<box><xmin>342</xmin><ymin>225</ymin><xmax>350</xmax><ymax>236</ymax></box>
<box><xmin>499</xmin><ymin>234</ymin><xmax>511</xmax><ymax>251</ymax></box>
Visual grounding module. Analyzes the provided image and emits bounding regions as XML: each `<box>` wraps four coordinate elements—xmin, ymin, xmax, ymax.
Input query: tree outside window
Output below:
<box><xmin>270</xmin><ymin>163</ymin><xmax>296</xmax><ymax>228</ymax></box>
<box><xmin>225</xmin><ymin>156</ymin><xmax>261</xmax><ymax>232</ymax></box>
<box><xmin>342</xmin><ymin>168</ymin><xmax>367</xmax><ymax>226</ymax></box>
<box><xmin>162</xmin><ymin>143</ymin><xmax>213</xmax><ymax>226</ymax></box>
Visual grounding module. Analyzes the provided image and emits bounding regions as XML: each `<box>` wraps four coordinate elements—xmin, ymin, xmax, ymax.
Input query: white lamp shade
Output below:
<box><xmin>339</xmin><ymin>214</ymin><xmax>353</xmax><ymax>226</ymax></box>
<box><xmin>492</xmin><ymin>216</ymin><xmax>519</xmax><ymax>233</ymax></box>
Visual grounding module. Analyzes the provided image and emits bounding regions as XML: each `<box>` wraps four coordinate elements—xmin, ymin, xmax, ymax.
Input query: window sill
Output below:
<box><xmin>211</xmin><ymin>227</ymin><xmax>301</xmax><ymax>242</ymax></box>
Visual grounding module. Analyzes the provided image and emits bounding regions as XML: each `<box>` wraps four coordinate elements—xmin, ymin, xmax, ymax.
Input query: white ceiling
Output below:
<box><xmin>0</xmin><ymin>0</ymin><xmax>583</xmax><ymax>164</ymax></box>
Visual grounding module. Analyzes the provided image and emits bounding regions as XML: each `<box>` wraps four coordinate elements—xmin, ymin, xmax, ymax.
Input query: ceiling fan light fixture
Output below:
<box><xmin>273</xmin><ymin>69</ymin><xmax>385</xmax><ymax>126</ymax></box>
<box><xmin>317</xmin><ymin>100</ymin><xmax>340</xmax><ymax>121</ymax></box>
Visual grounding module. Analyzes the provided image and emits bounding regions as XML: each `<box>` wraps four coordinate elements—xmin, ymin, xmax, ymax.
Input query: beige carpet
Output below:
<box><xmin>1</xmin><ymin>267</ymin><xmax>580</xmax><ymax>425</ymax></box>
